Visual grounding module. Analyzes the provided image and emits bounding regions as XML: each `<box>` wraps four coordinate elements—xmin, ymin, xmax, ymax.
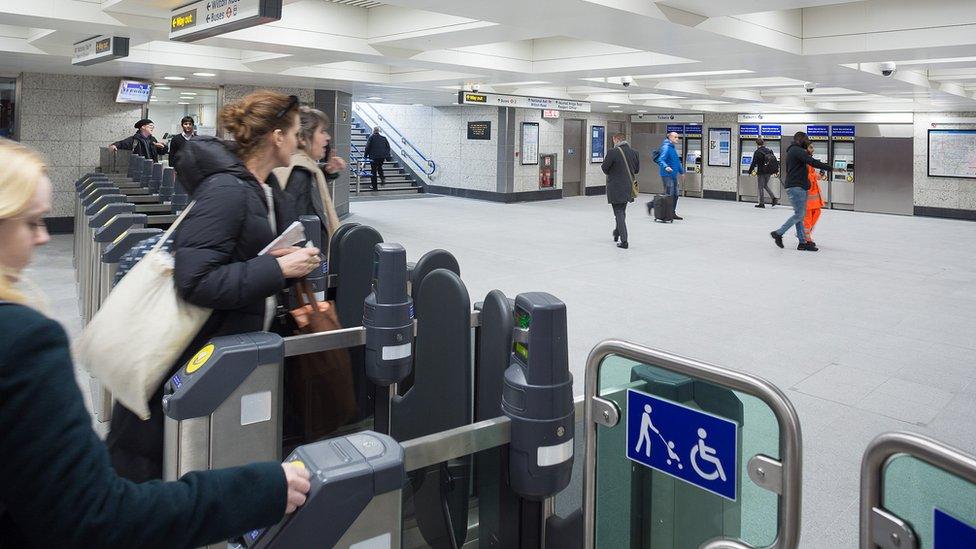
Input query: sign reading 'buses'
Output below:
<box><xmin>169</xmin><ymin>0</ymin><xmax>282</xmax><ymax>42</ymax></box>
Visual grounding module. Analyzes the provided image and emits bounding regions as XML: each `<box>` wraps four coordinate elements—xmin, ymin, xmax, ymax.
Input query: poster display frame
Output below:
<box><xmin>707</xmin><ymin>127</ymin><xmax>732</xmax><ymax>167</ymax></box>
<box><xmin>521</xmin><ymin>122</ymin><xmax>540</xmax><ymax>165</ymax></box>
<box><xmin>590</xmin><ymin>125</ymin><xmax>606</xmax><ymax>163</ymax></box>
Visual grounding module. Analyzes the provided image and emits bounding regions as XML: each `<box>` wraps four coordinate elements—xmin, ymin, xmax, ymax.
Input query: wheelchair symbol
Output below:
<box><xmin>690</xmin><ymin>428</ymin><xmax>727</xmax><ymax>482</ymax></box>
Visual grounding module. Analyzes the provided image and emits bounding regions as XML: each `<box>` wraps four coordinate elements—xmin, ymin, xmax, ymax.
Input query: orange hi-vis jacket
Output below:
<box><xmin>804</xmin><ymin>165</ymin><xmax>824</xmax><ymax>240</ymax></box>
<box><xmin>806</xmin><ymin>165</ymin><xmax>825</xmax><ymax>210</ymax></box>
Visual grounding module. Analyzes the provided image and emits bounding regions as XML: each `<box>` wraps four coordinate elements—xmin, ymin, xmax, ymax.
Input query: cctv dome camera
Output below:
<box><xmin>804</xmin><ymin>82</ymin><xmax>815</xmax><ymax>93</ymax></box>
<box><xmin>621</xmin><ymin>76</ymin><xmax>633</xmax><ymax>88</ymax></box>
<box><xmin>880</xmin><ymin>62</ymin><xmax>896</xmax><ymax>77</ymax></box>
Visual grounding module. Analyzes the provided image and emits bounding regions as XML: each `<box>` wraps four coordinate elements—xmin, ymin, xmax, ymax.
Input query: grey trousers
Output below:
<box><xmin>758</xmin><ymin>174</ymin><xmax>777</xmax><ymax>204</ymax></box>
<box><xmin>612</xmin><ymin>203</ymin><xmax>628</xmax><ymax>243</ymax></box>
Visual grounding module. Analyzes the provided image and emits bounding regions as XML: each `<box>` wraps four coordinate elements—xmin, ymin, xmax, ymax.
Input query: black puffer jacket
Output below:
<box><xmin>106</xmin><ymin>136</ymin><xmax>297</xmax><ymax>483</ymax></box>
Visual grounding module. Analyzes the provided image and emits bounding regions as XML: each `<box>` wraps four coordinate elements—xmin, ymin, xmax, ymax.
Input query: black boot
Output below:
<box><xmin>770</xmin><ymin>231</ymin><xmax>784</xmax><ymax>248</ymax></box>
<box><xmin>755</xmin><ymin>203</ymin><xmax>765</xmax><ymax>208</ymax></box>
<box><xmin>617</xmin><ymin>241</ymin><xmax>629</xmax><ymax>249</ymax></box>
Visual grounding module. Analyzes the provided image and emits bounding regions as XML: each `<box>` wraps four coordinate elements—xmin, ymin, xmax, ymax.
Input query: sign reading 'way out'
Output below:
<box><xmin>169</xmin><ymin>0</ymin><xmax>282</xmax><ymax>42</ymax></box>
<box><xmin>626</xmin><ymin>389</ymin><xmax>738</xmax><ymax>501</ymax></box>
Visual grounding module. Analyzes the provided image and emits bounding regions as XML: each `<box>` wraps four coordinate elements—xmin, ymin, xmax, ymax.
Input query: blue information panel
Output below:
<box><xmin>807</xmin><ymin>125</ymin><xmax>828</xmax><ymax>137</ymax></box>
<box><xmin>832</xmin><ymin>125</ymin><xmax>855</xmax><ymax>137</ymax></box>
<box><xmin>739</xmin><ymin>124</ymin><xmax>760</xmax><ymax>137</ymax></box>
<box><xmin>760</xmin><ymin>124</ymin><xmax>782</xmax><ymax>137</ymax></box>
<box><xmin>935</xmin><ymin>508</ymin><xmax>976</xmax><ymax>549</ymax></box>
<box><xmin>684</xmin><ymin>124</ymin><xmax>703</xmax><ymax>137</ymax></box>
<box><xmin>626</xmin><ymin>389</ymin><xmax>738</xmax><ymax>501</ymax></box>
<box><xmin>667</xmin><ymin>124</ymin><xmax>685</xmax><ymax>134</ymax></box>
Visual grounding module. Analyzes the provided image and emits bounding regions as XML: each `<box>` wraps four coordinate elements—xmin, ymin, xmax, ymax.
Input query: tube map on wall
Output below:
<box><xmin>928</xmin><ymin>130</ymin><xmax>976</xmax><ymax>179</ymax></box>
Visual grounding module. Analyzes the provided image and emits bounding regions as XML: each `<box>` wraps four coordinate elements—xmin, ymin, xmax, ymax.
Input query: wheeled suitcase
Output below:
<box><xmin>648</xmin><ymin>195</ymin><xmax>674</xmax><ymax>223</ymax></box>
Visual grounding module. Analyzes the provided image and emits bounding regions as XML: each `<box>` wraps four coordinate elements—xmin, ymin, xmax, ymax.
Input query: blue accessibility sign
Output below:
<box><xmin>935</xmin><ymin>508</ymin><xmax>976</xmax><ymax>548</ymax></box>
<box><xmin>626</xmin><ymin>389</ymin><xmax>738</xmax><ymax>501</ymax></box>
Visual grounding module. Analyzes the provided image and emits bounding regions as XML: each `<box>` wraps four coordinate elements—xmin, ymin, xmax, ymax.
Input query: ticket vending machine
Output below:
<box><xmin>682</xmin><ymin>124</ymin><xmax>703</xmax><ymax>198</ymax></box>
<box><xmin>805</xmin><ymin>126</ymin><xmax>831</xmax><ymax>205</ymax></box>
<box><xmin>830</xmin><ymin>125</ymin><xmax>855</xmax><ymax>209</ymax></box>
<box><xmin>737</xmin><ymin>125</ymin><xmax>780</xmax><ymax>202</ymax></box>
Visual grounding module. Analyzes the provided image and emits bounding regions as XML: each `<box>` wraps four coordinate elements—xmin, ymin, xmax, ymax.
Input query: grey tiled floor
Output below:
<box><xmin>36</xmin><ymin>194</ymin><xmax>976</xmax><ymax>547</ymax></box>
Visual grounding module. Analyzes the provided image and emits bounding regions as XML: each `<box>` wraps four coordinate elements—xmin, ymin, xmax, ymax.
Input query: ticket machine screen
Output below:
<box><xmin>740</xmin><ymin>154</ymin><xmax>753</xmax><ymax>174</ymax></box>
<box><xmin>833</xmin><ymin>160</ymin><xmax>847</xmax><ymax>171</ymax></box>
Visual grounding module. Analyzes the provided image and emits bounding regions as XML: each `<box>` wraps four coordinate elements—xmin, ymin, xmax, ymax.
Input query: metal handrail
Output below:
<box><xmin>582</xmin><ymin>340</ymin><xmax>803</xmax><ymax>549</ymax></box>
<box><xmin>354</xmin><ymin>103</ymin><xmax>437</xmax><ymax>177</ymax></box>
<box><xmin>859</xmin><ymin>431</ymin><xmax>976</xmax><ymax>549</ymax></box>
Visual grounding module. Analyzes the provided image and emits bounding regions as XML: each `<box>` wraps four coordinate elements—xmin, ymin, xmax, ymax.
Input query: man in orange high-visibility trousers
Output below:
<box><xmin>803</xmin><ymin>143</ymin><xmax>825</xmax><ymax>250</ymax></box>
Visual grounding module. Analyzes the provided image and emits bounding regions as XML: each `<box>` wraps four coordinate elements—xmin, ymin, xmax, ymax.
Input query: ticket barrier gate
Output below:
<box><xmin>859</xmin><ymin>432</ymin><xmax>976</xmax><ymax>549</ymax></box>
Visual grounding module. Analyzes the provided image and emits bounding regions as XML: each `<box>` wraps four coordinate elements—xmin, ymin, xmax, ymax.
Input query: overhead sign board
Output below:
<box><xmin>626</xmin><ymin>389</ymin><xmax>738</xmax><ymax>501</ymax></box>
<box><xmin>685</xmin><ymin>124</ymin><xmax>703</xmax><ymax>137</ymax></box>
<box><xmin>760</xmin><ymin>124</ymin><xmax>782</xmax><ymax>137</ymax></box>
<box><xmin>666</xmin><ymin>124</ymin><xmax>684</xmax><ymax>134</ymax></box>
<box><xmin>169</xmin><ymin>0</ymin><xmax>282</xmax><ymax>42</ymax></box>
<box><xmin>72</xmin><ymin>35</ymin><xmax>129</xmax><ymax>66</ymax></box>
<box><xmin>738</xmin><ymin>113</ymin><xmax>913</xmax><ymax>124</ymax></box>
<box><xmin>632</xmin><ymin>113</ymin><xmax>704</xmax><ymax>123</ymax></box>
<box><xmin>457</xmin><ymin>91</ymin><xmax>590</xmax><ymax>113</ymax></box>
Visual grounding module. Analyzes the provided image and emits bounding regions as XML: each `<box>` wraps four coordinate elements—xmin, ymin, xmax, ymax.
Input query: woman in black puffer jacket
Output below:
<box><xmin>106</xmin><ymin>91</ymin><xmax>322</xmax><ymax>482</ymax></box>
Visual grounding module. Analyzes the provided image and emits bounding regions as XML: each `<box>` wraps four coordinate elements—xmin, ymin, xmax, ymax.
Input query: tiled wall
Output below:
<box><xmin>703</xmin><ymin>112</ymin><xmax>739</xmax><ymax>193</ymax></box>
<box><xmin>18</xmin><ymin>73</ymin><xmax>143</xmax><ymax>217</ymax></box>
<box><xmin>364</xmin><ymin>103</ymin><xmax>499</xmax><ymax>192</ymax></box>
<box><xmin>913</xmin><ymin>112</ymin><xmax>976</xmax><ymax>211</ymax></box>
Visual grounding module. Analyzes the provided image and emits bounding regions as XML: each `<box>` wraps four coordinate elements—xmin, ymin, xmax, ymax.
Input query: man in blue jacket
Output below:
<box><xmin>657</xmin><ymin>132</ymin><xmax>685</xmax><ymax>220</ymax></box>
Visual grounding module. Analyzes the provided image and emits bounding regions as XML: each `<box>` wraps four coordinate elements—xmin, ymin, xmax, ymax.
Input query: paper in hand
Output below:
<box><xmin>258</xmin><ymin>221</ymin><xmax>306</xmax><ymax>256</ymax></box>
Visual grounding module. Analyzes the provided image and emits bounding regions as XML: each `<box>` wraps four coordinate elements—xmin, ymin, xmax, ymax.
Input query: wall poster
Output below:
<box><xmin>521</xmin><ymin>122</ymin><xmax>539</xmax><ymax>165</ymax></box>
<box><xmin>707</xmin><ymin>128</ymin><xmax>731</xmax><ymax>167</ymax></box>
<box><xmin>591</xmin><ymin>125</ymin><xmax>606</xmax><ymax>163</ymax></box>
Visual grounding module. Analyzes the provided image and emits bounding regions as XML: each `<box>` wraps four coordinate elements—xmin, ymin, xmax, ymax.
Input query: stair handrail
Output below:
<box><xmin>354</xmin><ymin>103</ymin><xmax>437</xmax><ymax>178</ymax></box>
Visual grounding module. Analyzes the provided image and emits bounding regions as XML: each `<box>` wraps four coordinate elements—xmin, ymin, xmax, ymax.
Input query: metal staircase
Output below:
<box><xmin>349</xmin><ymin>118</ymin><xmax>424</xmax><ymax>197</ymax></box>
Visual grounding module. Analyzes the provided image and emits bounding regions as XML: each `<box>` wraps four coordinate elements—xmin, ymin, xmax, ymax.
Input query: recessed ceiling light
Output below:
<box><xmin>365</xmin><ymin>96</ymin><xmax>382</xmax><ymax>100</ymax></box>
<box><xmin>413</xmin><ymin>103</ymin><xmax>424</xmax><ymax>106</ymax></box>
<box><xmin>180</xmin><ymin>92</ymin><xmax>197</xmax><ymax>96</ymax></box>
<box><xmin>607</xmin><ymin>105</ymin><xmax>619</xmax><ymax>108</ymax></box>
<box><xmin>636</xmin><ymin>110</ymin><xmax>648</xmax><ymax>113</ymax></box>
<box><xmin>193</xmin><ymin>72</ymin><xmax>216</xmax><ymax>77</ymax></box>
<box><xmin>155</xmin><ymin>86</ymin><xmax>171</xmax><ymax>90</ymax></box>
<box><xmin>630</xmin><ymin>69</ymin><xmax>753</xmax><ymax>79</ymax></box>
<box><xmin>150</xmin><ymin>98</ymin><xmax>158</xmax><ymax>102</ymax></box>
<box><xmin>178</xmin><ymin>102</ymin><xmax>190</xmax><ymax>105</ymax></box>
<box><xmin>164</xmin><ymin>76</ymin><xmax>186</xmax><ymax>81</ymax></box>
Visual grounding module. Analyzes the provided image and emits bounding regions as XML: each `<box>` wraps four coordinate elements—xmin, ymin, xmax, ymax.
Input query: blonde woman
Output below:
<box><xmin>0</xmin><ymin>139</ymin><xmax>310</xmax><ymax>548</ymax></box>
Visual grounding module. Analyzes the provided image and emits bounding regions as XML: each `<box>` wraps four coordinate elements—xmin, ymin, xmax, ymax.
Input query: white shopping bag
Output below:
<box><xmin>77</xmin><ymin>202</ymin><xmax>211</xmax><ymax>419</ymax></box>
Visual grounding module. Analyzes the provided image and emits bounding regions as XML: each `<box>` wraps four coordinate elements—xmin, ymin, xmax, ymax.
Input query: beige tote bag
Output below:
<box><xmin>77</xmin><ymin>202</ymin><xmax>211</xmax><ymax>419</ymax></box>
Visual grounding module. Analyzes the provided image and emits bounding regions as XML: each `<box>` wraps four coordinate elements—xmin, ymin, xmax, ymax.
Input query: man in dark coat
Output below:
<box><xmin>601</xmin><ymin>133</ymin><xmax>639</xmax><ymax>249</ymax></box>
<box><xmin>167</xmin><ymin>115</ymin><xmax>196</xmax><ymax>166</ymax></box>
<box><xmin>771</xmin><ymin>131</ymin><xmax>833</xmax><ymax>252</ymax></box>
<box><xmin>363</xmin><ymin>126</ymin><xmax>391</xmax><ymax>191</ymax></box>
<box><xmin>747</xmin><ymin>138</ymin><xmax>779</xmax><ymax>208</ymax></box>
<box><xmin>109</xmin><ymin>118</ymin><xmax>168</xmax><ymax>162</ymax></box>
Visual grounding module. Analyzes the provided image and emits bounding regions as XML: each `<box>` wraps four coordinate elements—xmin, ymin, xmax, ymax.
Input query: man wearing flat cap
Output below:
<box><xmin>109</xmin><ymin>118</ymin><xmax>168</xmax><ymax>162</ymax></box>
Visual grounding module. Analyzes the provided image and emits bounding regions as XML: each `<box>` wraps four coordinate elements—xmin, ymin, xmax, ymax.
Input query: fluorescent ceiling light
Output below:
<box><xmin>897</xmin><ymin>56</ymin><xmax>976</xmax><ymax>66</ymax></box>
<box><xmin>193</xmin><ymin>72</ymin><xmax>216</xmax><ymax>77</ymax></box>
<box><xmin>607</xmin><ymin>105</ymin><xmax>619</xmax><ymax>108</ymax></box>
<box><xmin>631</xmin><ymin>69</ymin><xmax>752</xmax><ymax>79</ymax></box>
<box><xmin>636</xmin><ymin>110</ymin><xmax>648</xmax><ymax>113</ymax></box>
<box><xmin>164</xmin><ymin>76</ymin><xmax>186</xmax><ymax>81</ymax></box>
<box><xmin>180</xmin><ymin>93</ymin><xmax>197</xmax><ymax>96</ymax></box>
<box><xmin>365</xmin><ymin>96</ymin><xmax>382</xmax><ymax>100</ymax></box>
<box><xmin>178</xmin><ymin>102</ymin><xmax>190</xmax><ymax>105</ymax></box>
<box><xmin>493</xmin><ymin>81</ymin><xmax>550</xmax><ymax>86</ymax></box>
<box><xmin>155</xmin><ymin>86</ymin><xmax>171</xmax><ymax>90</ymax></box>
<box><xmin>150</xmin><ymin>98</ymin><xmax>158</xmax><ymax>102</ymax></box>
<box><xmin>412</xmin><ymin>103</ymin><xmax>424</xmax><ymax>106</ymax></box>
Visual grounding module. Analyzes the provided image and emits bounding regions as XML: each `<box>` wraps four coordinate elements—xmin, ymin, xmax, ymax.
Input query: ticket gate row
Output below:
<box><xmin>162</xmin><ymin>240</ymin><xmax>578</xmax><ymax>549</ymax></box>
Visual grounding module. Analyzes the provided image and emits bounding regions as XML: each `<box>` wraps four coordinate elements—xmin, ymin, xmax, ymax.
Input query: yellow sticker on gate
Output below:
<box><xmin>186</xmin><ymin>344</ymin><xmax>215</xmax><ymax>374</ymax></box>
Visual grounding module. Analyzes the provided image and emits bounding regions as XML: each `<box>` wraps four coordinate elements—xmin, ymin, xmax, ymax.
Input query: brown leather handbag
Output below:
<box><xmin>285</xmin><ymin>281</ymin><xmax>357</xmax><ymax>442</ymax></box>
